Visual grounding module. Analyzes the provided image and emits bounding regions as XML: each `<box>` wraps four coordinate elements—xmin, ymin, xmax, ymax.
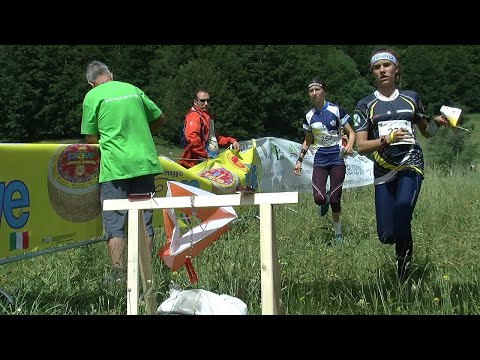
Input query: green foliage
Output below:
<box><xmin>0</xmin><ymin>45</ymin><xmax>98</xmax><ymax>141</ymax></box>
<box><xmin>424</xmin><ymin>114</ymin><xmax>479</xmax><ymax>169</ymax></box>
<box><xmin>322</xmin><ymin>47</ymin><xmax>372</xmax><ymax>114</ymax></box>
<box><xmin>402</xmin><ymin>45</ymin><xmax>475</xmax><ymax>114</ymax></box>
<box><xmin>1</xmin><ymin>45</ymin><xmax>480</xmax><ymax>145</ymax></box>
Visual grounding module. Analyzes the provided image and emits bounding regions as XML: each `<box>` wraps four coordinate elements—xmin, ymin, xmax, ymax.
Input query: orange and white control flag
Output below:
<box><xmin>158</xmin><ymin>181</ymin><xmax>237</xmax><ymax>281</ymax></box>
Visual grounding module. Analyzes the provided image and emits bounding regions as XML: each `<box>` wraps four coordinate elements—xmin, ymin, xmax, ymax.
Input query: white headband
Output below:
<box><xmin>370</xmin><ymin>52</ymin><xmax>398</xmax><ymax>66</ymax></box>
<box><xmin>308</xmin><ymin>82</ymin><xmax>323</xmax><ymax>89</ymax></box>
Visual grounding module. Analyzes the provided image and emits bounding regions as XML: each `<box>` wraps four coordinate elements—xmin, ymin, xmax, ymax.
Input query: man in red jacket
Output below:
<box><xmin>179</xmin><ymin>88</ymin><xmax>240</xmax><ymax>169</ymax></box>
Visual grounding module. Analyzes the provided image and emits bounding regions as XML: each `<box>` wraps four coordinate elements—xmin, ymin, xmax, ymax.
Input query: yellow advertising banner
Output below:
<box><xmin>0</xmin><ymin>142</ymin><xmax>260</xmax><ymax>263</ymax></box>
<box><xmin>0</xmin><ymin>143</ymin><xmax>104</xmax><ymax>262</ymax></box>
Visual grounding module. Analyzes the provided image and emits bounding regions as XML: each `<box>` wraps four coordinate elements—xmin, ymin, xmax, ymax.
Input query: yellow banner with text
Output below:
<box><xmin>0</xmin><ymin>142</ymin><xmax>260</xmax><ymax>262</ymax></box>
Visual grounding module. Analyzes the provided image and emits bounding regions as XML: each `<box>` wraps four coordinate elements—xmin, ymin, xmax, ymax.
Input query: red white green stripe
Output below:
<box><xmin>9</xmin><ymin>231</ymin><xmax>29</xmax><ymax>251</ymax></box>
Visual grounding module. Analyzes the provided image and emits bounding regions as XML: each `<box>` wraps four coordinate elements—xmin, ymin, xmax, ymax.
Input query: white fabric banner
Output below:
<box><xmin>238</xmin><ymin>137</ymin><xmax>374</xmax><ymax>193</ymax></box>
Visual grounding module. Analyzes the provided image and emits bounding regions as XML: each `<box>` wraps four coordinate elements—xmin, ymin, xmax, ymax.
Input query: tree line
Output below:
<box><xmin>0</xmin><ymin>45</ymin><xmax>478</xmax><ymax>167</ymax></box>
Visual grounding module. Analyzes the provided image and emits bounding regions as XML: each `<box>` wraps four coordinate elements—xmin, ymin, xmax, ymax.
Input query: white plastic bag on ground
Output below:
<box><xmin>157</xmin><ymin>287</ymin><xmax>247</xmax><ymax>315</ymax></box>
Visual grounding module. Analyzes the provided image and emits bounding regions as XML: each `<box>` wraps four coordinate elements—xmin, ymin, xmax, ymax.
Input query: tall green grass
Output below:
<box><xmin>1</xmin><ymin>165</ymin><xmax>479</xmax><ymax>315</ymax></box>
<box><xmin>468</xmin><ymin>113</ymin><xmax>480</xmax><ymax>144</ymax></box>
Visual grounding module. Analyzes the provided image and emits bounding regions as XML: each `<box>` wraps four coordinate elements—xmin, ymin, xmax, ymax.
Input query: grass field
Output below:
<box><xmin>4</xmin><ymin>123</ymin><xmax>478</xmax><ymax>315</ymax></box>
<box><xmin>1</xmin><ymin>164</ymin><xmax>479</xmax><ymax>315</ymax></box>
<box><xmin>468</xmin><ymin>113</ymin><xmax>480</xmax><ymax>143</ymax></box>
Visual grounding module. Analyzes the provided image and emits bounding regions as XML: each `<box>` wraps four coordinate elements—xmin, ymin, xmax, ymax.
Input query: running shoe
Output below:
<box><xmin>334</xmin><ymin>233</ymin><xmax>343</xmax><ymax>245</ymax></box>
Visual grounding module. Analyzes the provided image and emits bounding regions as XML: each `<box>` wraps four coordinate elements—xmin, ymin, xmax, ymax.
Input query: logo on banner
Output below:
<box><xmin>270</xmin><ymin>143</ymin><xmax>284</xmax><ymax>161</ymax></box>
<box><xmin>47</xmin><ymin>144</ymin><xmax>101</xmax><ymax>223</ymax></box>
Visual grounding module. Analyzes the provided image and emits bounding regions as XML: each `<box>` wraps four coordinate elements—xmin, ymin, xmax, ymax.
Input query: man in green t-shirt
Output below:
<box><xmin>81</xmin><ymin>60</ymin><xmax>166</xmax><ymax>281</ymax></box>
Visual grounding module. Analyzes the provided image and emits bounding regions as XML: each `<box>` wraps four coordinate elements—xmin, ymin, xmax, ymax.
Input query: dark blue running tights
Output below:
<box><xmin>374</xmin><ymin>171</ymin><xmax>423</xmax><ymax>262</ymax></box>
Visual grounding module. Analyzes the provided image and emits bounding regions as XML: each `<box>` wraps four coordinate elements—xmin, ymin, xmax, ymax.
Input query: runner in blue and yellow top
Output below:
<box><xmin>294</xmin><ymin>78</ymin><xmax>355</xmax><ymax>245</ymax></box>
<box><xmin>353</xmin><ymin>48</ymin><xmax>447</xmax><ymax>280</ymax></box>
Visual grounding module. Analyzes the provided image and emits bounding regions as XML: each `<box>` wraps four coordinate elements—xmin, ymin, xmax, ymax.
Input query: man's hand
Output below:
<box><xmin>231</xmin><ymin>141</ymin><xmax>240</xmax><ymax>151</ymax></box>
<box><xmin>435</xmin><ymin>115</ymin><xmax>448</xmax><ymax>126</ymax></box>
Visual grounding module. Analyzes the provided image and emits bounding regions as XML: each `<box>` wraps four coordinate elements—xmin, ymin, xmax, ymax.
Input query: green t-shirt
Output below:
<box><xmin>81</xmin><ymin>81</ymin><xmax>163</xmax><ymax>183</ymax></box>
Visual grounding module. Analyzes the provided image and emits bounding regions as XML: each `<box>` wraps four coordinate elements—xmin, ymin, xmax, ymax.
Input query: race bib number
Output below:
<box><xmin>378</xmin><ymin>120</ymin><xmax>414</xmax><ymax>145</ymax></box>
<box><xmin>313</xmin><ymin>129</ymin><xmax>340</xmax><ymax>148</ymax></box>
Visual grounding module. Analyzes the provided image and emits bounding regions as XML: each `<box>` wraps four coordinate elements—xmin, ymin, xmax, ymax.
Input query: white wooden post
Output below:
<box><xmin>137</xmin><ymin>210</ymin><xmax>156</xmax><ymax>315</ymax></box>
<box><xmin>126</xmin><ymin>208</ymin><xmax>139</xmax><ymax>315</ymax></box>
<box><xmin>103</xmin><ymin>191</ymin><xmax>298</xmax><ymax>315</ymax></box>
<box><xmin>260</xmin><ymin>203</ymin><xmax>281</xmax><ymax>314</ymax></box>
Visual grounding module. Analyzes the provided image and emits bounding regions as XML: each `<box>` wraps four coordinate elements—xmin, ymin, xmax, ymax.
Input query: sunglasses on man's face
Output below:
<box><xmin>198</xmin><ymin>98</ymin><xmax>211</xmax><ymax>103</ymax></box>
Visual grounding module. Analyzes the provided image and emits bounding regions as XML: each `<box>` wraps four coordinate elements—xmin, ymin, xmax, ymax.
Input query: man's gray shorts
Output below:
<box><xmin>100</xmin><ymin>174</ymin><xmax>156</xmax><ymax>240</ymax></box>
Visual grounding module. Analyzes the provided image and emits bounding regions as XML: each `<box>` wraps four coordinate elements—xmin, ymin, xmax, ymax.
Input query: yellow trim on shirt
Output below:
<box><xmin>373</xmin><ymin>151</ymin><xmax>424</xmax><ymax>176</ymax></box>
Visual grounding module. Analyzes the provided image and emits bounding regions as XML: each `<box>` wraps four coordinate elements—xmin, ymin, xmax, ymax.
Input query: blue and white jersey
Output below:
<box><xmin>304</xmin><ymin>101</ymin><xmax>351</xmax><ymax>167</ymax></box>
